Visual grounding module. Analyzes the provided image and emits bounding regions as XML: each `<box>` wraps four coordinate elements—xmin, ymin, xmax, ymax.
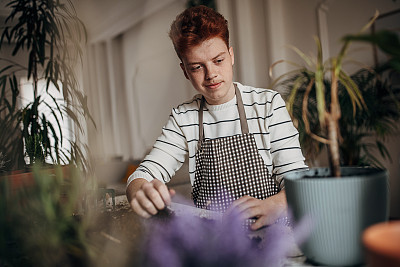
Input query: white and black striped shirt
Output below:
<box><xmin>128</xmin><ymin>82</ymin><xmax>307</xmax><ymax>189</ymax></box>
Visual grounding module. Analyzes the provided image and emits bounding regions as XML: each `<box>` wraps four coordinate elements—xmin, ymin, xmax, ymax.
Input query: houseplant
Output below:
<box><xmin>277</xmin><ymin>67</ymin><xmax>400</xmax><ymax>168</ymax></box>
<box><xmin>0</xmin><ymin>0</ymin><xmax>92</xmax><ymax>173</ymax></box>
<box><xmin>272</xmin><ymin>13</ymin><xmax>398</xmax><ymax>266</ymax></box>
<box><xmin>0</xmin><ymin>75</ymin><xmax>24</xmax><ymax>172</ymax></box>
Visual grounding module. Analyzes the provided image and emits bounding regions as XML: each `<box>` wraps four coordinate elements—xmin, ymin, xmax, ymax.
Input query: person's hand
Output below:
<box><xmin>127</xmin><ymin>179</ymin><xmax>175</xmax><ymax>218</ymax></box>
<box><xmin>226</xmin><ymin>191</ymin><xmax>287</xmax><ymax>230</ymax></box>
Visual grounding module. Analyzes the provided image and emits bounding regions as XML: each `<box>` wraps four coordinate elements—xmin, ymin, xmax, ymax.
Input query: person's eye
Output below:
<box><xmin>190</xmin><ymin>65</ymin><xmax>201</xmax><ymax>71</ymax></box>
<box><xmin>215</xmin><ymin>58</ymin><xmax>224</xmax><ymax>64</ymax></box>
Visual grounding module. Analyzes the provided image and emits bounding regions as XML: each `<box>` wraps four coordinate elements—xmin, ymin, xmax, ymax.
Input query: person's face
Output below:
<box><xmin>180</xmin><ymin>37</ymin><xmax>235</xmax><ymax>105</ymax></box>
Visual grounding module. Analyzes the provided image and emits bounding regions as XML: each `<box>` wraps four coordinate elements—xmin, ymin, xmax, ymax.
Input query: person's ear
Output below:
<box><xmin>229</xmin><ymin>46</ymin><xmax>234</xmax><ymax>66</ymax></box>
<box><xmin>180</xmin><ymin>62</ymin><xmax>189</xmax><ymax>80</ymax></box>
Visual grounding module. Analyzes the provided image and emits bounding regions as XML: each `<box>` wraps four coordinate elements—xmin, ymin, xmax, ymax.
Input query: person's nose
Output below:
<box><xmin>205</xmin><ymin>64</ymin><xmax>217</xmax><ymax>80</ymax></box>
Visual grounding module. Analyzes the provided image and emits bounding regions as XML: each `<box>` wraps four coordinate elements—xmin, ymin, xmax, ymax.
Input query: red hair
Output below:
<box><xmin>169</xmin><ymin>5</ymin><xmax>229</xmax><ymax>59</ymax></box>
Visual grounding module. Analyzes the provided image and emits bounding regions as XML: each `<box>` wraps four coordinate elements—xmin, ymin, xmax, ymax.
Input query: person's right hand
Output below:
<box><xmin>127</xmin><ymin>179</ymin><xmax>175</xmax><ymax>218</ymax></box>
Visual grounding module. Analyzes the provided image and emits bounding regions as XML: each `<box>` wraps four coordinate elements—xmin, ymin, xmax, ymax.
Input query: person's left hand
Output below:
<box><xmin>226</xmin><ymin>191</ymin><xmax>287</xmax><ymax>230</ymax></box>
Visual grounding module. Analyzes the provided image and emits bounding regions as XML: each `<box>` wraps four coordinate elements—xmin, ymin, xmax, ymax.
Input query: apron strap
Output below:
<box><xmin>198</xmin><ymin>83</ymin><xmax>249</xmax><ymax>150</ymax></box>
<box><xmin>198</xmin><ymin>97</ymin><xmax>206</xmax><ymax>149</ymax></box>
<box><xmin>235</xmin><ymin>84</ymin><xmax>249</xmax><ymax>134</ymax></box>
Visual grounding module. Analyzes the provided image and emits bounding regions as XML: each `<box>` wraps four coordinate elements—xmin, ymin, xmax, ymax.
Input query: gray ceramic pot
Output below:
<box><xmin>284</xmin><ymin>167</ymin><xmax>389</xmax><ymax>266</ymax></box>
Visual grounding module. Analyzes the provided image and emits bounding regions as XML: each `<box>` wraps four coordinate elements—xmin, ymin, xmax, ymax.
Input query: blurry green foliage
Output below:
<box><xmin>0</xmin><ymin>164</ymin><xmax>94</xmax><ymax>266</ymax></box>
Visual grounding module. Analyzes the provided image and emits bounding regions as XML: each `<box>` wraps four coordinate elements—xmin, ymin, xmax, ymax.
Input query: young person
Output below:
<box><xmin>126</xmin><ymin>5</ymin><xmax>307</xmax><ymax>230</ymax></box>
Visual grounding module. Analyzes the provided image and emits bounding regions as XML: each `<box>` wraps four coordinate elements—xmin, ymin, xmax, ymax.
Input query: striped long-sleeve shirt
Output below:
<box><xmin>127</xmin><ymin>82</ymin><xmax>307</xmax><ymax>189</ymax></box>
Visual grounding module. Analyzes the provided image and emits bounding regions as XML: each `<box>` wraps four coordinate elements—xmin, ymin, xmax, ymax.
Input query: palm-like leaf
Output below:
<box><xmin>272</xmin><ymin>12</ymin><xmax>400</xmax><ymax>176</ymax></box>
<box><xmin>278</xmin><ymin>66</ymin><xmax>400</xmax><ymax>168</ymax></box>
<box><xmin>0</xmin><ymin>0</ymin><xmax>90</xmax><ymax>172</ymax></box>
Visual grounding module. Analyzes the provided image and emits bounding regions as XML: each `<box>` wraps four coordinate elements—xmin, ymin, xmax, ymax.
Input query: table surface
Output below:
<box><xmin>108</xmin><ymin>195</ymin><xmax>321</xmax><ymax>266</ymax></box>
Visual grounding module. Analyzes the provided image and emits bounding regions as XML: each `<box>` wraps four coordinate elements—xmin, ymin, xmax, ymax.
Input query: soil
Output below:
<box><xmin>86</xmin><ymin>198</ymin><xmax>146</xmax><ymax>267</ymax></box>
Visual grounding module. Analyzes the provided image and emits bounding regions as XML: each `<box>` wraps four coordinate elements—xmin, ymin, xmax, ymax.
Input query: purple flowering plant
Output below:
<box><xmin>141</xmin><ymin>197</ymin><xmax>311</xmax><ymax>267</ymax></box>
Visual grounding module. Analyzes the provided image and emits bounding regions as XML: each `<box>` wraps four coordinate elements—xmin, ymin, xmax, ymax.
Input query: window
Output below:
<box><xmin>20</xmin><ymin>78</ymin><xmax>72</xmax><ymax>164</ymax></box>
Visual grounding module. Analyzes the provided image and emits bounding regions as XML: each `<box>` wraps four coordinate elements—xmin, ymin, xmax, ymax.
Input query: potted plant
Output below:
<box><xmin>0</xmin><ymin>0</ymin><xmax>92</xmax><ymax>175</ymax></box>
<box><xmin>278</xmin><ymin>67</ymin><xmax>400</xmax><ymax>168</ymax></box>
<box><xmin>271</xmin><ymin>13</ymin><xmax>398</xmax><ymax>266</ymax></box>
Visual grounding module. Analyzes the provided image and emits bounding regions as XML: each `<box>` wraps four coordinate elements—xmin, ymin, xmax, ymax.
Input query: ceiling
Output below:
<box><xmin>0</xmin><ymin>0</ymin><xmax>180</xmax><ymax>43</ymax></box>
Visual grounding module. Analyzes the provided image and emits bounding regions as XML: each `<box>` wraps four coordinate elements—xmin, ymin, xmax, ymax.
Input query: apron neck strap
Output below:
<box><xmin>198</xmin><ymin>97</ymin><xmax>205</xmax><ymax>149</ymax></box>
<box><xmin>235</xmin><ymin>84</ymin><xmax>249</xmax><ymax>134</ymax></box>
<box><xmin>198</xmin><ymin>84</ymin><xmax>249</xmax><ymax>149</ymax></box>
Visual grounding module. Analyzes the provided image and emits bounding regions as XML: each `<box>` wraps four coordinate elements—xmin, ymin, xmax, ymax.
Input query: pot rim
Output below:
<box><xmin>284</xmin><ymin>166</ymin><xmax>387</xmax><ymax>181</ymax></box>
<box><xmin>363</xmin><ymin>221</ymin><xmax>400</xmax><ymax>259</ymax></box>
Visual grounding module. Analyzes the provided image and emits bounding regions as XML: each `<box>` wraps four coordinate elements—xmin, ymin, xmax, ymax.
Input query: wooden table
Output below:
<box><xmin>99</xmin><ymin>195</ymin><xmax>319</xmax><ymax>266</ymax></box>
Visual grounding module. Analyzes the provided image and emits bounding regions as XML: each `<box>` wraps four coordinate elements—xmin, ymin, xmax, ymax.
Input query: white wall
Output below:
<box><xmin>121</xmin><ymin>1</ymin><xmax>193</xmax><ymax>158</ymax></box>
<box><xmin>75</xmin><ymin>0</ymin><xmax>190</xmax><ymax>160</ymax></box>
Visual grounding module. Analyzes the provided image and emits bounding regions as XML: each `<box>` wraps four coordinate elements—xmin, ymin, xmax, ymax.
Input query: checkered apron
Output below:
<box><xmin>192</xmin><ymin>85</ymin><xmax>279</xmax><ymax>215</ymax></box>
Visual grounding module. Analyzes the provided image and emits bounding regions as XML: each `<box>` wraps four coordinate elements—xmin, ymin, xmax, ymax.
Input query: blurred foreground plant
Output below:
<box><xmin>0</xmin><ymin>164</ymin><xmax>95</xmax><ymax>266</ymax></box>
<box><xmin>142</xmin><ymin>206</ymin><xmax>310</xmax><ymax>267</ymax></box>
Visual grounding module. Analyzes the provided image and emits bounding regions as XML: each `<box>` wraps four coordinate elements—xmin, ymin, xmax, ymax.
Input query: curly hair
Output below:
<box><xmin>169</xmin><ymin>5</ymin><xmax>229</xmax><ymax>59</ymax></box>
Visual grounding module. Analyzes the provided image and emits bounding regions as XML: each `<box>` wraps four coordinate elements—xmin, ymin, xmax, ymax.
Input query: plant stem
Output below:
<box><xmin>328</xmin><ymin>69</ymin><xmax>341</xmax><ymax>177</ymax></box>
<box><xmin>326</xmin><ymin>116</ymin><xmax>341</xmax><ymax>177</ymax></box>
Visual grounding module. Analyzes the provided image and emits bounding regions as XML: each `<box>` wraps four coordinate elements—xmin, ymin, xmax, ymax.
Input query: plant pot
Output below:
<box><xmin>1</xmin><ymin>165</ymin><xmax>72</xmax><ymax>193</ymax></box>
<box><xmin>363</xmin><ymin>221</ymin><xmax>400</xmax><ymax>267</ymax></box>
<box><xmin>284</xmin><ymin>167</ymin><xmax>389</xmax><ymax>266</ymax></box>
<box><xmin>2</xmin><ymin>171</ymin><xmax>35</xmax><ymax>192</ymax></box>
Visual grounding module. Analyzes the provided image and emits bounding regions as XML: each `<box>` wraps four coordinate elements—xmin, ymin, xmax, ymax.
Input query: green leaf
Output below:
<box><xmin>0</xmin><ymin>65</ymin><xmax>13</xmax><ymax>75</ymax></box>
<box><xmin>376</xmin><ymin>140</ymin><xmax>392</xmax><ymax>162</ymax></box>
<box><xmin>43</xmin><ymin>100</ymin><xmax>63</xmax><ymax>143</ymax></box>
<box><xmin>287</xmin><ymin>75</ymin><xmax>306</xmax><ymax>114</ymax></box>
<box><xmin>343</xmin><ymin>30</ymin><xmax>400</xmax><ymax>58</ymax></box>
<box><xmin>64</xmin><ymin>105</ymin><xmax>82</xmax><ymax>133</ymax></box>
<box><xmin>288</xmin><ymin>44</ymin><xmax>314</xmax><ymax>68</ymax></box>
<box><xmin>338</xmin><ymin>70</ymin><xmax>365</xmax><ymax>114</ymax></box>
<box><xmin>0</xmin><ymin>27</ymin><xmax>11</xmax><ymax>47</ymax></box>
<box><xmin>269</xmin><ymin>64</ymin><xmax>305</xmax><ymax>88</ymax></box>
